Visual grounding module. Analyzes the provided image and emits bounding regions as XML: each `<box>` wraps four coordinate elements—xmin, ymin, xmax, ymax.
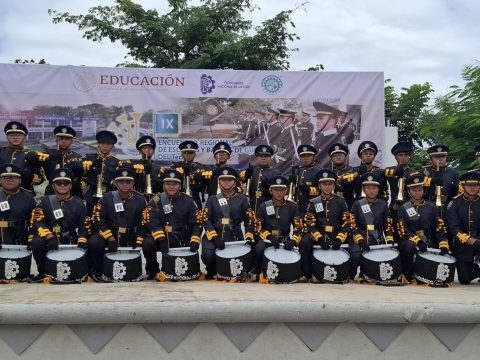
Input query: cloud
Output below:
<box><xmin>0</xmin><ymin>0</ymin><xmax>478</xmax><ymax>97</ymax></box>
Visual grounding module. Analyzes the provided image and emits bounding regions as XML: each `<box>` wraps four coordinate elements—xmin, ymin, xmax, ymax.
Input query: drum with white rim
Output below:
<box><xmin>162</xmin><ymin>247</ymin><xmax>201</xmax><ymax>281</ymax></box>
<box><xmin>361</xmin><ymin>244</ymin><xmax>402</xmax><ymax>284</ymax></box>
<box><xmin>103</xmin><ymin>248</ymin><xmax>142</xmax><ymax>282</ymax></box>
<box><xmin>262</xmin><ymin>246</ymin><xmax>301</xmax><ymax>283</ymax></box>
<box><xmin>215</xmin><ymin>241</ymin><xmax>253</xmax><ymax>281</ymax></box>
<box><xmin>0</xmin><ymin>245</ymin><xmax>31</xmax><ymax>281</ymax></box>
<box><xmin>45</xmin><ymin>246</ymin><xmax>88</xmax><ymax>283</ymax></box>
<box><xmin>414</xmin><ymin>248</ymin><xmax>456</xmax><ymax>285</ymax></box>
<box><xmin>312</xmin><ymin>248</ymin><xmax>350</xmax><ymax>283</ymax></box>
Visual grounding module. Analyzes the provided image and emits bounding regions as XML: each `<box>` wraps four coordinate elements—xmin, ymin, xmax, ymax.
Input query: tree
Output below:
<box><xmin>384</xmin><ymin>79</ymin><xmax>434</xmax><ymax>144</ymax></box>
<box><xmin>49</xmin><ymin>0</ymin><xmax>301</xmax><ymax>70</ymax></box>
<box><xmin>418</xmin><ymin>61</ymin><xmax>480</xmax><ymax>170</ymax></box>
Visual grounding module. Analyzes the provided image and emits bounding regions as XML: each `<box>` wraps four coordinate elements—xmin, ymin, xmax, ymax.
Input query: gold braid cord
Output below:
<box><xmin>91</xmin><ymin>204</ymin><xmax>102</xmax><ymax>223</ymax></box>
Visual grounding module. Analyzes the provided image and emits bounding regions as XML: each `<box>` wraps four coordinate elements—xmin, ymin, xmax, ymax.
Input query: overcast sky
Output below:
<box><xmin>0</xmin><ymin>0</ymin><xmax>478</xmax><ymax>98</ymax></box>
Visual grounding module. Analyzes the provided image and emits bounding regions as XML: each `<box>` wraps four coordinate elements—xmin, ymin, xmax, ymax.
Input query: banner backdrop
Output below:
<box><xmin>0</xmin><ymin>64</ymin><xmax>385</xmax><ymax>173</ymax></box>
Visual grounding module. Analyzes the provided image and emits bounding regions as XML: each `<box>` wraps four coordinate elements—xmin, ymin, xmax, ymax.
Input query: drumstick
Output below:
<box><xmin>2</xmin><ymin>244</ymin><xmax>28</xmax><ymax>250</ymax></box>
<box><xmin>368</xmin><ymin>244</ymin><xmax>397</xmax><ymax>250</ymax></box>
<box><xmin>418</xmin><ymin>247</ymin><xmax>451</xmax><ymax>255</ymax></box>
<box><xmin>102</xmin><ymin>246</ymin><xmax>142</xmax><ymax>252</ymax></box>
<box><xmin>224</xmin><ymin>240</ymin><xmax>248</xmax><ymax>246</ymax></box>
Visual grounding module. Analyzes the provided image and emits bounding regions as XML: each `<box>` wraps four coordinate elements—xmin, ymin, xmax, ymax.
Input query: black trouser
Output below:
<box><xmin>253</xmin><ymin>240</ymin><xmax>272</xmax><ymax>274</ymax></box>
<box><xmin>299</xmin><ymin>234</ymin><xmax>315</xmax><ymax>278</ymax></box>
<box><xmin>201</xmin><ymin>236</ymin><xmax>217</xmax><ymax>277</ymax></box>
<box><xmin>142</xmin><ymin>236</ymin><xmax>169</xmax><ymax>276</ymax></box>
<box><xmin>399</xmin><ymin>240</ymin><xmax>417</xmax><ymax>281</ymax></box>
<box><xmin>454</xmin><ymin>242</ymin><xmax>480</xmax><ymax>285</ymax></box>
<box><xmin>88</xmin><ymin>233</ymin><xmax>106</xmax><ymax>276</ymax></box>
<box><xmin>348</xmin><ymin>237</ymin><xmax>361</xmax><ymax>280</ymax></box>
<box><xmin>31</xmin><ymin>236</ymin><xmax>48</xmax><ymax>275</ymax></box>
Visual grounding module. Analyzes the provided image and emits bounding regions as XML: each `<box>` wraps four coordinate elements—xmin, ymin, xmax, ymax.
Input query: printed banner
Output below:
<box><xmin>0</xmin><ymin>64</ymin><xmax>385</xmax><ymax>173</ymax></box>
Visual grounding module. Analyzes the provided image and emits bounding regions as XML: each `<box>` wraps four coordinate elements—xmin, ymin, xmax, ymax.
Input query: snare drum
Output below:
<box><xmin>162</xmin><ymin>248</ymin><xmax>201</xmax><ymax>281</ymax></box>
<box><xmin>312</xmin><ymin>248</ymin><xmax>350</xmax><ymax>283</ymax></box>
<box><xmin>45</xmin><ymin>248</ymin><xmax>88</xmax><ymax>283</ymax></box>
<box><xmin>414</xmin><ymin>249</ymin><xmax>456</xmax><ymax>285</ymax></box>
<box><xmin>103</xmin><ymin>250</ymin><xmax>142</xmax><ymax>282</ymax></box>
<box><xmin>0</xmin><ymin>247</ymin><xmax>31</xmax><ymax>281</ymax></box>
<box><xmin>215</xmin><ymin>243</ymin><xmax>253</xmax><ymax>281</ymax></box>
<box><xmin>262</xmin><ymin>247</ymin><xmax>301</xmax><ymax>283</ymax></box>
<box><xmin>361</xmin><ymin>245</ymin><xmax>402</xmax><ymax>284</ymax></box>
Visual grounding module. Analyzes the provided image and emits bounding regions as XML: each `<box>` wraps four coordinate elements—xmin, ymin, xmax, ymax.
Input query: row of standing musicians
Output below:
<box><xmin>0</xmin><ymin>121</ymin><xmax>479</xmax><ymax>284</ymax></box>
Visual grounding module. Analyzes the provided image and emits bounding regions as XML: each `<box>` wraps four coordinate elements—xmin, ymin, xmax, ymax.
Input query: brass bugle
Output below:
<box><xmin>145</xmin><ymin>173</ymin><xmax>153</xmax><ymax>195</ymax></box>
<box><xmin>94</xmin><ymin>159</ymin><xmax>104</xmax><ymax>198</ymax></box>
<box><xmin>244</xmin><ymin>177</ymin><xmax>251</xmax><ymax>196</ymax></box>
<box><xmin>287</xmin><ymin>181</ymin><xmax>295</xmax><ymax>201</ymax></box>
<box><xmin>396</xmin><ymin>177</ymin><xmax>404</xmax><ymax>201</ymax></box>
<box><xmin>435</xmin><ymin>159</ymin><xmax>442</xmax><ymax>207</ymax></box>
<box><xmin>185</xmin><ymin>173</ymin><xmax>192</xmax><ymax>197</ymax></box>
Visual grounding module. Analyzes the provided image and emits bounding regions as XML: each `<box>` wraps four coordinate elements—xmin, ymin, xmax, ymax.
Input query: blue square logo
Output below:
<box><xmin>154</xmin><ymin>113</ymin><xmax>180</xmax><ymax>135</ymax></box>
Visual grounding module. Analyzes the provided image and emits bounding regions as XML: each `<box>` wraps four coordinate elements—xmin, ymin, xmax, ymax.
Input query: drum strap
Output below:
<box><xmin>48</xmin><ymin>195</ymin><xmax>66</xmax><ymax>232</ymax></box>
<box><xmin>264</xmin><ymin>200</ymin><xmax>279</xmax><ymax>230</ymax></box>
<box><xmin>358</xmin><ymin>198</ymin><xmax>379</xmax><ymax>240</ymax></box>
<box><xmin>216</xmin><ymin>193</ymin><xmax>232</xmax><ymax>229</ymax></box>
<box><xmin>0</xmin><ymin>190</ymin><xmax>10</xmax><ymax>216</ymax></box>
<box><xmin>160</xmin><ymin>192</ymin><xmax>177</xmax><ymax>229</ymax></box>
<box><xmin>400</xmin><ymin>201</ymin><xmax>421</xmax><ymax>222</ymax></box>
<box><xmin>112</xmin><ymin>191</ymin><xmax>127</xmax><ymax>237</ymax></box>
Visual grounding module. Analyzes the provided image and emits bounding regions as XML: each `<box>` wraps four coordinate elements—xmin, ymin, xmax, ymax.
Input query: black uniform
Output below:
<box><xmin>445</xmin><ymin>194</ymin><xmax>480</xmax><ymax>284</ymax></box>
<box><xmin>301</xmin><ymin>194</ymin><xmax>350</xmax><ymax>279</ymax></box>
<box><xmin>0</xmin><ymin>148</ymin><xmax>42</xmax><ymax>192</ymax></box>
<box><xmin>79</xmin><ymin>154</ymin><xmax>120</xmax><ymax>213</ymax></box>
<box><xmin>254</xmin><ymin>199</ymin><xmax>302</xmax><ymax>273</ymax></box>
<box><xmin>423</xmin><ymin>165</ymin><xmax>459</xmax><ymax>211</ymax></box>
<box><xmin>171</xmin><ymin>161</ymin><xmax>206</xmax><ymax>208</ymax></box>
<box><xmin>397</xmin><ymin>200</ymin><xmax>448</xmax><ymax>281</ymax></box>
<box><xmin>333</xmin><ymin>165</ymin><xmax>355</xmax><ymax>209</ymax></box>
<box><xmin>41</xmin><ymin>149</ymin><xmax>84</xmax><ymax>198</ymax></box>
<box><xmin>200</xmin><ymin>191</ymin><xmax>255</xmax><ymax>277</ymax></box>
<box><xmin>240</xmin><ymin>166</ymin><xmax>281</xmax><ymax>211</ymax></box>
<box><xmin>142</xmin><ymin>192</ymin><xmax>202</xmax><ymax>276</ymax></box>
<box><xmin>30</xmin><ymin>195</ymin><xmax>89</xmax><ymax>276</ymax></box>
<box><xmin>88</xmin><ymin>190</ymin><xmax>146</xmax><ymax>277</ymax></box>
<box><xmin>119</xmin><ymin>158</ymin><xmax>163</xmax><ymax>197</ymax></box>
<box><xmin>0</xmin><ymin>188</ymin><xmax>35</xmax><ymax>245</ymax></box>
<box><xmin>295</xmin><ymin>165</ymin><xmax>322</xmax><ymax>215</ymax></box>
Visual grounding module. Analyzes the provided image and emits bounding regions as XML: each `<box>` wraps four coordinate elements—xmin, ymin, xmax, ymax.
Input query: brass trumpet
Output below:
<box><xmin>287</xmin><ymin>181</ymin><xmax>295</xmax><ymax>201</ymax></box>
<box><xmin>185</xmin><ymin>173</ymin><xmax>192</xmax><ymax>197</ymax></box>
<box><xmin>145</xmin><ymin>159</ymin><xmax>153</xmax><ymax>195</ymax></box>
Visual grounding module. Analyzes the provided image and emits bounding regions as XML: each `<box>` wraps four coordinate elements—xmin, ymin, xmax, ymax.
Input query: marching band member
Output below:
<box><xmin>199</xmin><ymin>166</ymin><xmax>255</xmax><ymax>279</ymax></box>
<box><xmin>141</xmin><ymin>169</ymin><xmax>202</xmax><ymax>280</ymax></box>
<box><xmin>445</xmin><ymin>172</ymin><xmax>480</xmax><ymax>284</ymax></box>
<box><xmin>294</xmin><ymin>144</ymin><xmax>322</xmax><ymax>215</ymax></box>
<box><xmin>300</xmin><ymin>170</ymin><xmax>350</xmax><ymax>280</ymax></box>
<box><xmin>0</xmin><ymin>164</ymin><xmax>36</xmax><ymax>246</ymax></box>
<box><xmin>253</xmin><ymin>175</ymin><xmax>303</xmax><ymax>280</ymax></box>
<box><xmin>350</xmin><ymin>172</ymin><xmax>394</xmax><ymax>279</ymax></box>
<box><xmin>397</xmin><ymin>174</ymin><xmax>449</xmax><ymax>283</ymax></box>
<box><xmin>240</xmin><ymin>145</ymin><xmax>280</xmax><ymax>211</ymax></box>
<box><xmin>88</xmin><ymin>167</ymin><xmax>146</xmax><ymax>281</ymax></box>
<box><xmin>29</xmin><ymin>168</ymin><xmax>89</xmax><ymax>282</ymax></box>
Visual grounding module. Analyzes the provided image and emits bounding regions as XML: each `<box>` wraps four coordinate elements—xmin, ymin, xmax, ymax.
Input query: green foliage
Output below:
<box><xmin>384</xmin><ymin>79</ymin><xmax>434</xmax><ymax>144</ymax></box>
<box><xmin>417</xmin><ymin>61</ymin><xmax>480</xmax><ymax>171</ymax></box>
<box><xmin>49</xmin><ymin>0</ymin><xmax>301</xmax><ymax>70</ymax></box>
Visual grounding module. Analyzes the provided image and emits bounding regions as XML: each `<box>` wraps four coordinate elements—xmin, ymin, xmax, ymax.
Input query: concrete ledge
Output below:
<box><xmin>1</xmin><ymin>301</ymin><xmax>480</xmax><ymax>324</ymax></box>
<box><xmin>1</xmin><ymin>282</ymin><xmax>479</xmax><ymax>324</ymax></box>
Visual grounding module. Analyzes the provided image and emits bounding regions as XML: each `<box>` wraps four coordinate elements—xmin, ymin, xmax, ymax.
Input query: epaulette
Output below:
<box><xmin>132</xmin><ymin>190</ymin><xmax>143</xmax><ymax>196</ymax></box>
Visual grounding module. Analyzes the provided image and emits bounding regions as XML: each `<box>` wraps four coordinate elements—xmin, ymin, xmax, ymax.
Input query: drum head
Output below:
<box><xmin>216</xmin><ymin>244</ymin><xmax>250</xmax><ymax>258</ymax></box>
<box><xmin>106</xmin><ymin>251</ymin><xmax>140</xmax><ymax>261</ymax></box>
<box><xmin>169</xmin><ymin>248</ymin><xmax>197</xmax><ymax>257</ymax></box>
<box><xmin>264</xmin><ymin>248</ymin><xmax>300</xmax><ymax>264</ymax></box>
<box><xmin>363</xmin><ymin>248</ymin><xmax>398</xmax><ymax>262</ymax></box>
<box><xmin>419</xmin><ymin>252</ymin><xmax>456</xmax><ymax>264</ymax></box>
<box><xmin>0</xmin><ymin>249</ymin><xmax>30</xmax><ymax>259</ymax></box>
<box><xmin>313</xmin><ymin>249</ymin><xmax>350</xmax><ymax>265</ymax></box>
<box><xmin>47</xmin><ymin>249</ymin><xmax>85</xmax><ymax>261</ymax></box>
